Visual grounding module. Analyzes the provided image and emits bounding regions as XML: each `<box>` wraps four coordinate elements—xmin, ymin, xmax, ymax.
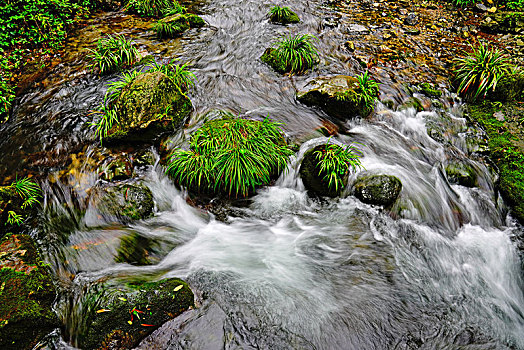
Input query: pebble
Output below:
<box><xmin>404</xmin><ymin>13</ymin><xmax>418</xmax><ymax>26</ymax></box>
<box><xmin>488</xmin><ymin>6</ymin><xmax>497</xmax><ymax>13</ymax></box>
<box><xmin>475</xmin><ymin>3</ymin><xmax>488</xmax><ymax>12</ymax></box>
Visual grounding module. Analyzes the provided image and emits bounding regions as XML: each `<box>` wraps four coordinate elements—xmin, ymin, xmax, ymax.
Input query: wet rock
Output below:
<box><xmin>399</xmin><ymin>97</ymin><xmax>424</xmax><ymax>113</ymax></box>
<box><xmin>445</xmin><ymin>161</ymin><xmax>478</xmax><ymax>187</ymax></box>
<box><xmin>404</xmin><ymin>13</ymin><xmax>418</xmax><ymax>26</ymax></box>
<box><xmin>404</xmin><ymin>28</ymin><xmax>421</xmax><ymax>35</ymax></box>
<box><xmin>186</xmin><ymin>14</ymin><xmax>205</xmax><ymax>28</ymax></box>
<box><xmin>345</xmin><ymin>41</ymin><xmax>356</xmax><ymax>51</ymax></box>
<box><xmin>297</xmin><ymin>75</ymin><xmax>369</xmax><ymax>119</ymax></box>
<box><xmin>488</xmin><ymin>72</ymin><xmax>524</xmax><ymax>102</ymax></box>
<box><xmin>299</xmin><ymin>145</ymin><xmax>348</xmax><ymax>197</ymax></box>
<box><xmin>352</xmin><ymin>174</ymin><xmax>402</xmax><ymax>207</ymax></box>
<box><xmin>80</xmin><ymin>278</ymin><xmax>194</xmax><ymax>350</ymax></box>
<box><xmin>115</xmin><ymin>232</ymin><xmax>155</xmax><ymax>266</ymax></box>
<box><xmin>99</xmin><ymin>154</ymin><xmax>134</xmax><ymax>181</ymax></box>
<box><xmin>106</xmin><ymin>71</ymin><xmax>192</xmax><ymax>144</ymax></box>
<box><xmin>480</xmin><ymin>12</ymin><xmax>524</xmax><ymax>34</ymax></box>
<box><xmin>0</xmin><ymin>234</ymin><xmax>59</xmax><ymax>350</ymax></box>
<box><xmin>261</xmin><ymin>48</ymin><xmax>287</xmax><ymax>74</ymax></box>
<box><xmin>322</xmin><ymin>17</ymin><xmax>339</xmax><ymax>28</ymax></box>
<box><xmin>346</xmin><ymin>24</ymin><xmax>370</xmax><ymax>35</ymax></box>
<box><xmin>475</xmin><ymin>3</ymin><xmax>488</xmax><ymax>12</ymax></box>
<box><xmin>419</xmin><ymin>82</ymin><xmax>442</xmax><ymax>98</ymax></box>
<box><xmin>269</xmin><ymin>8</ymin><xmax>300</xmax><ymax>24</ymax></box>
<box><xmin>93</xmin><ymin>183</ymin><xmax>154</xmax><ymax>222</ymax></box>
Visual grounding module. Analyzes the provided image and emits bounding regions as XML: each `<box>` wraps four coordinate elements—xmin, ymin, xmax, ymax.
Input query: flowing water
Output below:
<box><xmin>1</xmin><ymin>0</ymin><xmax>523</xmax><ymax>349</ymax></box>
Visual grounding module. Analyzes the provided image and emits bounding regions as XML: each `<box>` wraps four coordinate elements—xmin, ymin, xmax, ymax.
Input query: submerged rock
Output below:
<box><xmin>0</xmin><ymin>234</ymin><xmax>59</xmax><ymax>350</ymax></box>
<box><xmin>115</xmin><ymin>232</ymin><xmax>154</xmax><ymax>265</ymax></box>
<box><xmin>445</xmin><ymin>161</ymin><xmax>478</xmax><ymax>188</ymax></box>
<box><xmin>93</xmin><ymin>183</ymin><xmax>154</xmax><ymax>222</ymax></box>
<box><xmin>297</xmin><ymin>75</ymin><xmax>369</xmax><ymax>119</ymax></box>
<box><xmin>352</xmin><ymin>174</ymin><xmax>402</xmax><ymax>206</ymax></box>
<box><xmin>299</xmin><ymin>145</ymin><xmax>348</xmax><ymax>197</ymax></box>
<box><xmin>106</xmin><ymin>71</ymin><xmax>192</xmax><ymax>143</ymax></box>
<box><xmin>80</xmin><ymin>278</ymin><xmax>194</xmax><ymax>349</ymax></box>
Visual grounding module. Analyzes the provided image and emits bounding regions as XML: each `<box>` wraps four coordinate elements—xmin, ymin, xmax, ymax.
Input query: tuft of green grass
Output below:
<box><xmin>0</xmin><ymin>177</ymin><xmax>41</xmax><ymax>226</ymax></box>
<box><xmin>167</xmin><ymin>115</ymin><xmax>293</xmax><ymax>197</ymax></box>
<box><xmin>87</xmin><ymin>34</ymin><xmax>140</xmax><ymax>75</ymax></box>
<box><xmin>153</xmin><ymin>17</ymin><xmax>189</xmax><ymax>38</ymax></box>
<box><xmin>268</xmin><ymin>5</ymin><xmax>299</xmax><ymax>24</ymax></box>
<box><xmin>314</xmin><ymin>141</ymin><xmax>363</xmax><ymax>193</ymax></box>
<box><xmin>453</xmin><ymin>42</ymin><xmax>512</xmax><ymax>100</ymax></box>
<box><xmin>147</xmin><ymin>59</ymin><xmax>196</xmax><ymax>92</ymax></box>
<box><xmin>356</xmin><ymin>70</ymin><xmax>380</xmax><ymax>113</ymax></box>
<box><xmin>125</xmin><ymin>0</ymin><xmax>184</xmax><ymax>17</ymax></box>
<box><xmin>273</xmin><ymin>34</ymin><xmax>319</xmax><ymax>74</ymax></box>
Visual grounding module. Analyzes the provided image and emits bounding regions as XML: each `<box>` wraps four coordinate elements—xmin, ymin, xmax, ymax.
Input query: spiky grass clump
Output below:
<box><xmin>314</xmin><ymin>141</ymin><xmax>363</xmax><ymax>193</ymax></box>
<box><xmin>0</xmin><ymin>177</ymin><xmax>41</xmax><ymax>226</ymax></box>
<box><xmin>167</xmin><ymin>115</ymin><xmax>293</xmax><ymax>197</ymax></box>
<box><xmin>268</xmin><ymin>5</ymin><xmax>299</xmax><ymax>24</ymax></box>
<box><xmin>125</xmin><ymin>0</ymin><xmax>184</xmax><ymax>17</ymax></box>
<box><xmin>87</xmin><ymin>34</ymin><xmax>140</xmax><ymax>75</ymax></box>
<box><xmin>153</xmin><ymin>17</ymin><xmax>189</xmax><ymax>38</ymax></box>
<box><xmin>91</xmin><ymin>60</ymin><xmax>195</xmax><ymax>143</ymax></box>
<box><xmin>453</xmin><ymin>42</ymin><xmax>512</xmax><ymax>100</ymax></box>
<box><xmin>356</xmin><ymin>70</ymin><xmax>379</xmax><ymax>113</ymax></box>
<box><xmin>273</xmin><ymin>34</ymin><xmax>319</xmax><ymax>74</ymax></box>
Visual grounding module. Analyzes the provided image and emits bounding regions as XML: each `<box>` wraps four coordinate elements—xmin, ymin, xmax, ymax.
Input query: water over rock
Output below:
<box><xmin>352</xmin><ymin>174</ymin><xmax>402</xmax><ymax>207</ymax></box>
<box><xmin>92</xmin><ymin>183</ymin><xmax>154</xmax><ymax>222</ymax></box>
<box><xmin>297</xmin><ymin>75</ymin><xmax>368</xmax><ymax>119</ymax></box>
<box><xmin>79</xmin><ymin>278</ymin><xmax>194</xmax><ymax>349</ymax></box>
<box><xmin>0</xmin><ymin>234</ymin><xmax>59</xmax><ymax>350</ymax></box>
<box><xmin>106</xmin><ymin>71</ymin><xmax>192</xmax><ymax>144</ymax></box>
<box><xmin>445</xmin><ymin>161</ymin><xmax>478</xmax><ymax>188</ymax></box>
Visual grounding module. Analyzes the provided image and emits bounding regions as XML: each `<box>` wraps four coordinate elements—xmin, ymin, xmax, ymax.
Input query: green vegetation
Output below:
<box><xmin>92</xmin><ymin>60</ymin><xmax>195</xmax><ymax>143</ymax></box>
<box><xmin>262</xmin><ymin>34</ymin><xmax>319</xmax><ymax>74</ymax></box>
<box><xmin>153</xmin><ymin>16</ymin><xmax>189</xmax><ymax>38</ymax></box>
<box><xmin>453</xmin><ymin>42</ymin><xmax>512</xmax><ymax>100</ymax></box>
<box><xmin>268</xmin><ymin>5</ymin><xmax>300</xmax><ymax>24</ymax></box>
<box><xmin>505</xmin><ymin>0</ymin><xmax>524</xmax><ymax>10</ymax></box>
<box><xmin>0</xmin><ymin>0</ymin><xmax>101</xmax><ymax>122</ymax></box>
<box><xmin>0</xmin><ymin>177</ymin><xmax>41</xmax><ymax>227</ymax></box>
<box><xmin>355</xmin><ymin>70</ymin><xmax>380</xmax><ymax>114</ymax></box>
<box><xmin>125</xmin><ymin>0</ymin><xmax>184</xmax><ymax>17</ymax></box>
<box><xmin>314</xmin><ymin>141</ymin><xmax>363</xmax><ymax>193</ymax></box>
<box><xmin>167</xmin><ymin>115</ymin><xmax>293</xmax><ymax>196</ymax></box>
<box><xmin>87</xmin><ymin>34</ymin><xmax>140</xmax><ymax>75</ymax></box>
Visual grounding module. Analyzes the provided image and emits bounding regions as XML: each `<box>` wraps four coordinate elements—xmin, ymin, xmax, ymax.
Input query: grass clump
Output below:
<box><xmin>87</xmin><ymin>34</ymin><xmax>140</xmax><ymax>75</ymax></box>
<box><xmin>0</xmin><ymin>177</ymin><xmax>41</xmax><ymax>226</ymax></box>
<box><xmin>314</xmin><ymin>141</ymin><xmax>363</xmax><ymax>193</ymax></box>
<box><xmin>453</xmin><ymin>42</ymin><xmax>512</xmax><ymax>101</ymax></box>
<box><xmin>263</xmin><ymin>34</ymin><xmax>319</xmax><ymax>74</ymax></box>
<box><xmin>153</xmin><ymin>15</ymin><xmax>190</xmax><ymax>38</ymax></box>
<box><xmin>356</xmin><ymin>70</ymin><xmax>379</xmax><ymax>114</ymax></box>
<box><xmin>268</xmin><ymin>5</ymin><xmax>300</xmax><ymax>24</ymax></box>
<box><xmin>125</xmin><ymin>0</ymin><xmax>184</xmax><ymax>17</ymax></box>
<box><xmin>167</xmin><ymin>115</ymin><xmax>293</xmax><ymax>197</ymax></box>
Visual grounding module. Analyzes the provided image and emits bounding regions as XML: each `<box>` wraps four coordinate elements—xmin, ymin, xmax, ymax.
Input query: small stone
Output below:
<box><xmin>517</xmin><ymin>39</ymin><xmax>524</xmax><ymax>46</ymax></box>
<box><xmin>399</xmin><ymin>8</ymin><xmax>408</xmax><ymax>15</ymax></box>
<box><xmin>404</xmin><ymin>13</ymin><xmax>418</xmax><ymax>26</ymax></box>
<box><xmin>488</xmin><ymin>6</ymin><xmax>497</xmax><ymax>13</ymax></box>
<box><xmin>345</xmin><ymin>41</ymin><xmax>356</xmax><ymax>51</ymax></box>
<box><xmin>494</xmin><ymin>111</ymin><xmax>505</xmax><ymax>121</ymax></box>
<box><xmin>475</xmin><ymin>3</ymin><xmax>488</xmax><ymax>12</ymax></box>
<box><xmin>383</xmin><ymin>33</ymin><xmax>392</xmax><ymax>39</ymax></box>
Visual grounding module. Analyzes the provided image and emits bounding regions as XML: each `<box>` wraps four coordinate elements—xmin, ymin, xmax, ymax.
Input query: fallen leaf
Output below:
<box><xmin>173</xmin><ymin>285</ymin><xmax>183</xmax><ymax>292</ymax></box>
<box><xmin>96</xmin><ymin>309</ymin><xmax>111</xmax><ymax>313</ymax></box>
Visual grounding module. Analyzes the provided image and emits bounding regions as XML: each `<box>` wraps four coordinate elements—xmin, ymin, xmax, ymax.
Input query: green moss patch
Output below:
<box><xmin>0</xmin><ymin>234</ymin><xmax>58</xmax><ymax>350</ymax></box>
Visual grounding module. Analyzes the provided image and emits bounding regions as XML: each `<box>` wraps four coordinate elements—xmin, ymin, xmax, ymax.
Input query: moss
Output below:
<box><xmin>399</xmin><ymin>97</ymin><xmax>424</xmax><ymax>113</ymax></box>
<box><xmin>352</xmin><ymin>174</ymin><xmax>402</xmax><ymax>207</ymax></box>
<box><xmin>97</xmin><ymin>184</ymin><xmax>154</xmax><ymax>222</ymax></box>
<box><xmin>106</xmin><ymin>71</ymin><xmax>192</xmax><ymax>143</ymax></box>
<box><xmin>80</xmin><ymin>278</ymin><xmax>194</xmax><ymax>349</ymax></box>
<box><xmin>419</xmin><ymin>82</ymin><xmax>442</xmax><ymax>98</ymax></box>
<box><xmin>115</xmin><ymin>232</ymin><xmax>153</xmax><ymax>265</ymax></box>
<box><xmin>0</xmin><ymin>234</ymin><xmax>58</xmax><ymax>350</ymax></box>
<box><xmin>261</xmin><ymin>48</ymin><xmax>287</xmax><ymax>74</ymax></box>
<box><xmin>269</xmin><ymin>8</ymin><xmax>300</xmax><ymax>24</ymax></box>
<box><xmin>186</xmin><ymin>14</ymin><xmax>205</xmax><ymax>28</ymax></box>
<box><xmin>468</xmin><ymin>101</ymin><xmax>524</xmax><ymax>223</ymax></box>
<box><xmin>445</xmin><ymin>162</ymin><xmax>478</xmax><ymax>188</ymax></box>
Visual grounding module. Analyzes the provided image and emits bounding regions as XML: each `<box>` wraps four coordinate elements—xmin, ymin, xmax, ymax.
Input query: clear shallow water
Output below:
<box><xmin>1</xmin><ymin>0</ymin><xmax>523</xmax><ymax>348</ymax></box>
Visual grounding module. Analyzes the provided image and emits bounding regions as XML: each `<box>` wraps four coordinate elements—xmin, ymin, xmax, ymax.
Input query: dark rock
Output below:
<box><xmin>445</xmin><ymin>161</ymin><xmax>478</xmax><ymax>187</ymax></box>
<box><xmin>186</xmin><ymin>14</ymin><xmax>205</xmax><ymax>28</ymax></box>
<box><xmin>261</xmin><ymin>48</ymin><xmax>287</xmax><ymax>74</ymax></box>
<box><xmin>480</xmin><ymin>12</ymin><xmax>524</xmax><ymax>34</ymax></box>
<box><xmin>404</xmin><ymin>13</ymin><xmax>418</xmax><ymax>26</ymax></box>
<box><xmin>322</xmin><ymin>17</ymin><xmax>339</xmax><ymax>28</ymax></box>
<box><xmin>80</xmin><ymin>278</ymin><xmax>194</xmax><ymax>350</ymax></box>
<box><xmin>269</xmin><ymin>8</ymin><xmax>300</xmax><ymax>24</ymax></box>
<box><xmin>115</xmin><ymin>232</ymin><xmax>155</xmax><ymax>266</ymax></box>
<box><xmin>352</xmin><ymin>174</ymin><xmax>402</xmax><ymax>206</ymax></box>
<box><xmin>297</xmin><ymin>75</ymin><xmax>370</xmax><ymax>119</ymax></box>
<box><xmin>94</xmin><ymin>183</ymin><xmax>154</xmax><ymax>222</ymax></box>
<box><xmin>299</xmin><ymin>145</ymin><xmax>348</xmax><ymax>197</ymax></box>
<box><xmin>399</xmin><ymin>97</ymin><xmax>424</xmax><ymax>113</ymax></box>
<box><xmin>0</xmin><ymin>234</ymin><xmax>59</xmax><ymax>350</ymax></box>
<box><xmin>106</xmin><ymin>71</ymin><xmax>192</xmax><ymax>144</ymax></box>
<box><xmin>488</xmin><ymin>72</ymin><xmax>524</xmax><ymax>102</ymax></box>
<box><xmin>404</xmin><ymin>28</ymin><xmax>421</xmax><ymax>35</ymax></box>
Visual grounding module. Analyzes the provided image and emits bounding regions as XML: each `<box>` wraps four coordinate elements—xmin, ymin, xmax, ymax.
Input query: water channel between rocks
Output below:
<box><xmin>1</xmin><ymin>0</ymin><xmax>523</xmax><ymax>348</ymax></box>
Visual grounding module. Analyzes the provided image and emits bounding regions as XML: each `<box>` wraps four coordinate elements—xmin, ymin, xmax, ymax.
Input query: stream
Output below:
<box><xmin>1</xmin><ymin>0</ymin><xmax>523</xmax><ymax>348</ymax></box>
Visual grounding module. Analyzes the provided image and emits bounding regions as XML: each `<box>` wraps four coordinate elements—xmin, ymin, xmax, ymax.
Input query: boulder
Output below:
<box><xmin>0</xmin><ymin>234</ymin><xmax>59</xmax><ymax>350</ymax></box>
<box><xmin>480</xmin><ymin>12</ymin><xmax>524</xmax><ymax>34</ymax></box>
<box><xmin>94</xmin><ymin>183</ymin><xmax>154</xmax><ymax>222</ymax></box>
<box><xmin>269</xmin><ymin>9</ymin><xmax>300</xmax><ymax>24</ymax></box>
<box><xmin>489</xmin><ymin>73</ymin><xmax>524</xmax><ymax>102</ymax></box>
<box><xmin>352</xmin><ymin>174</ymin><xmax>402</xmax><ymax>206</ymax></box>
<box><xmin>419</xmin><ymin>82</ymin><xmax>442</xmax><ymax>98</ymax></box>
<box><xmin>445</xmin><ymin>161</ymin><xmax>478</xmax><ymax>187</ymax></box>
<box><xmin>299</xmin><ymin>145</ymin><xmax>348</xmax><ymax>197</ymax></box>
<box><xmin>297</xmin><ymin>76</ymin><xmax>369</xmax><ymax>119</ymax></box>
<box><xmin>106</xmin><ymin>71</ymin><xmax>192</xmax><ymax>143</ymax></box>
<box><xmin>261</xmin><ymin>48</ymin><xmax>287</xmax><ymax>74</ymax></box>
<box><xmin>80</xmin><ymin>278</ymin><xmax>194</xmax><ymax>349</ymax></box>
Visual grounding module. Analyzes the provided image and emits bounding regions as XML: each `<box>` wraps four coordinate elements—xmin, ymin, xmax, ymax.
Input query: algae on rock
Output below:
<box><xmin>352</xmin><ymin>174</ymin><xmax>402</xmax><ymax>207</ymax></box>
<box><xmin>93</xmin><ymin>183</ymin><xmax>154</xmax><ymax>222</ymax></box>
<box><xmin>0</xmin><ymin>234</ymin><xmax>59</xmax><ymax>350</ymax></box>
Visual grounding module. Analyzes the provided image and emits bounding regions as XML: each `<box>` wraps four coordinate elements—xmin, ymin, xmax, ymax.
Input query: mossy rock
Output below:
<box><xmin>186</xmin><ymin>14</ymin><xmax>205</xmax><ymax>28</ymax></box>
<box><xmin>488</xmin><ymin>73</ymin><xmax>524</xmax><ymax>102</ymax></box>
<box><xmin>480</xmin><ymin>12</ymin><xmax>524</xmax><ymax>34</ymax></box>
<box><xmin>0</xmin><ymin>234</ymin><xmax>59</xmax><ymax>350</ymax></box>
<box><xmin>95</xmin><ymin>183</ymin><xmax>154</xmax><ymax>222</ymax></box>
<box><xmin>106</xmin><ymin>71</ymin><xmax>192</xmax><ymax>143</ymax></box>
<box><xmin>399</xmin><ymin>97</ymin><xmax>424</xmax><ymax>113</ymax></box>
<box><xmin>269</xmin><ymin>8</ymin><xmax>300</xmax><ymax>24</ymax></box>
<box><xmin>299</xmin><ymin>145</ymin><xmax>347</xmax><ymax>197</ymax></box>
<box><xmin>352</xmin><ymin>174</ymin><xmax>402</xmax><ymax>207</ymax></box>
<box><xmin>419</xmin><ymin>82</ymin><xmax>442</xmax><ymax>98</ymax></box>
<box><xmin>80</xmin><ymin>278</ymin><xmax>194</xmax><ymax>349</ymax></box>
<box><xmin>445</xmin><ymin>161</ymin><xmax>478</xmax><ymax>188</ymax></box>
<box><xmin>297</xmin><ymin>75</ymin><xmax>370</xmax><ymax>119</ymax></box>
<box><xmin>261</xmin><ymin>48</ymin><xmax>287</xmax><ymax>74</ymax></box>
<box><xmin>156</xmin><ymin>14</ymin><xmax>190</xmax><ymax>37</ymax></box>
<box><xmin>115</xmin><ymin>232</ymin><xmax>154</xmax><ymax>265</ymax></box>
